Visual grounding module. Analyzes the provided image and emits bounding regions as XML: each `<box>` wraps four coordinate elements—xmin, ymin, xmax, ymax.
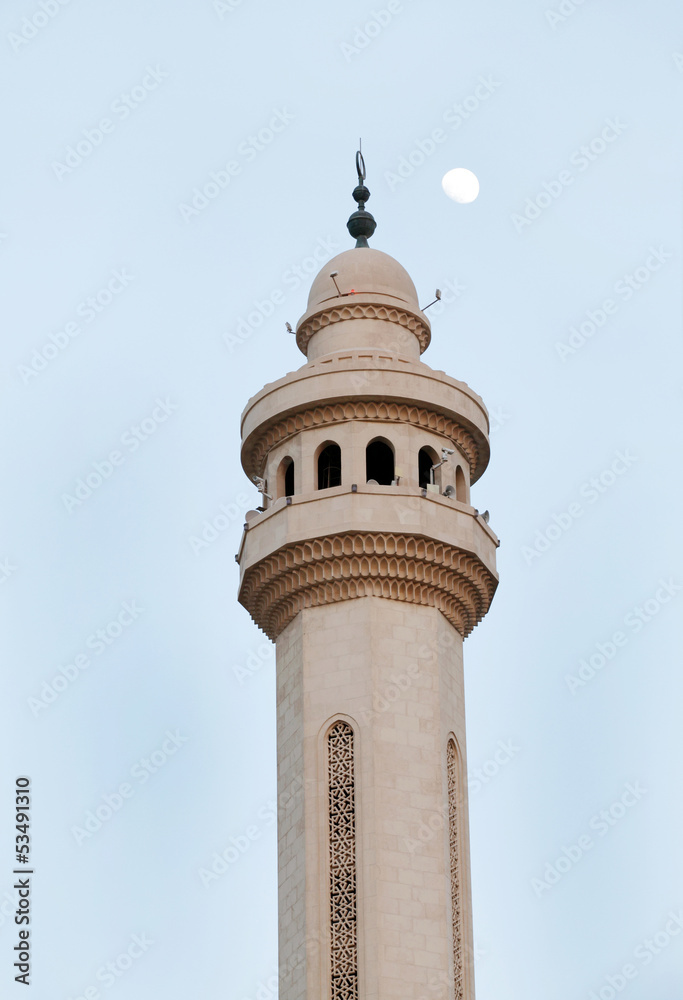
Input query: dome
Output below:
<box><xmin>296</xmin><ymin>248</ymin><xmax>429</xmax><ymax>360</ymax></box>
<box><xmin>306</xmin><ymin>248</ymin><xmax>420</xmax><ymax>313</ymax></box>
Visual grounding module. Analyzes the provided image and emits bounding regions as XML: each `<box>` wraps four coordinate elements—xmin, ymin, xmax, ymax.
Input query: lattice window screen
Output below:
<box><xmin>447</xmin><ymin>738</ymin><xmax>464</xmax><ymax>1000</ymax></box>
<box><xmin>328</xmin><ymin>721</ymin><xmax>358</xmax><ymax>1000</ymax></box>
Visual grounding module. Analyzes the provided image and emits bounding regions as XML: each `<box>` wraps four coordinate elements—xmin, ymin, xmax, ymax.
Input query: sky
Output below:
<box><xmin>1</xmin><ymin>1</ymin><xmax>682</xmax><ymax>998</ymax></box>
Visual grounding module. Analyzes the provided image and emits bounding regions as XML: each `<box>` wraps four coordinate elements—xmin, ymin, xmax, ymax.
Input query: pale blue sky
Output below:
<box><xmin>1</xmin><ymin>2</ymin><xmax>682</xmax><ymax>998</ymax></box>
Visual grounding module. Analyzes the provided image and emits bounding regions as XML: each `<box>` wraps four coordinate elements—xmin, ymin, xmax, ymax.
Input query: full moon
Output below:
<box><xmin>442</xmin><ymin>168</ymin><xmax>480</xmax><ymax>204</ymax></box>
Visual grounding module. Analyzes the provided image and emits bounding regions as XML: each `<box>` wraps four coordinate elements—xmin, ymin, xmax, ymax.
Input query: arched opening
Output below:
<box><xmin>366</xmin><ymin>439</ymin><xmax>394</xmax><ymax>485</ymax></box>
<box><xmin>317</xmin><ymin>443</ymin><xmax>342</xmax><ymax>490</ymax></box>
<box><xmin>277</xmin><ymin>457</ymin><xmax>295</xmax><ymax>498</ymax></box>
<box><xmin>455</xmin><ymin>465</ymin><xmax>467</xmax><ymax>503</ymax></box>
<box><xmin>418</xmin><ymin>447</ymin><xmax>439</xmax><ymax>489</ymax></box>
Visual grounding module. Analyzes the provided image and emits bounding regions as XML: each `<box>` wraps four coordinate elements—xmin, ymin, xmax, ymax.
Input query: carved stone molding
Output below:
<box><xmin>328</xmin><ymin>721</ymin><xmax>358</xmax><ymax>1000</ymax></box>
<box><xmin>239</xmin><ymin>531</ymin><xmax>497</xmax><ymax>641</ymax></box>
<box><xmin>296</xmin><ymin>303</ymin><xmax>431</xmax><ymax>355</ymax></box>
<box><xmin>447</xmin><ymin>738</ymin><xmax>464</xmax><ymax>1000</ymax></box>
<box><xmin>245</xmin><ymin>401</ymin><xmax>482</xmax><ymax>481</ymax></box>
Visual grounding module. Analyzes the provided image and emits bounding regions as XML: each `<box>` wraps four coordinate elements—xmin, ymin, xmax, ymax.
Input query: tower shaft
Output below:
<box><xmin>276</xmin><ymin>598</ymin><xmax>474</xmax><ymax>1000</ymax></box>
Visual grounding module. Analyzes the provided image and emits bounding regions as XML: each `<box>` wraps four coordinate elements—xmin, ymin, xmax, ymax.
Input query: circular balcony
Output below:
<box><xmin>237</xmin><ymin>484</ymin><xmax>498</xmax><ymax>641</ymax></box>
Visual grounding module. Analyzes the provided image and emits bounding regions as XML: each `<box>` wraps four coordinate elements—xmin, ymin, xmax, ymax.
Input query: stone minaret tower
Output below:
<box><xmin>237</xmin><ymin>154</ymin><xmax>498</xmax><ymax>1000</ymax></box>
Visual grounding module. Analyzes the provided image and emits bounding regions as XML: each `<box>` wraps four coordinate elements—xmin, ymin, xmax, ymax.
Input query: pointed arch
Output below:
<box><xmin>317</xmin><ymin>442</ymin><xmax>342</xmax><ymax>489</ymax></box>
<box><xmin>418</xmin><ymin>446</ymin><xmax>439</xmax><ymax>488</ymax></box>
<box><xmin>365</xmin><ymin>438</ymin><xmax>395</xmax><ymax>485</ymax></box>
<box><xmin>277</xmin><ymin>456</ymin><xmax>295</xmax><ymax>498</ymax></box>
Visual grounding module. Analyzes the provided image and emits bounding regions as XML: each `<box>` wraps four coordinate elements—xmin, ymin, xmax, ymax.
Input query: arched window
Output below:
<box><xmin>277</xmin><ymin>457</ymin><xmax>295</xmax><ymax>498</ymax></box>
<box><xmin>317</xmin><ymin>443</ymin><xmax>342</xmax><ymax>490</ymax></box>
<box><xmin>328</xmin><ymin>721</ymin><xmax>357</xmax><ymax>1000</ymax></box>
<box><xmin>455</xmin><ymin>466</ymin><xmax>466</xmax><ymax>503</ymax></box>
<box><xmin>418</xmin><ymin>447</ymin><xmax>439</xmax><ymax>489</ymax></box>
<box><xmin>365</xmin><ymin>439</ymin><xmax>394</xmax><ymax>485</ymax></box>
<box><xmin>447</xmin><ymin>737</ymin><xmax>464</xmax><ymax>1000</ymax></box>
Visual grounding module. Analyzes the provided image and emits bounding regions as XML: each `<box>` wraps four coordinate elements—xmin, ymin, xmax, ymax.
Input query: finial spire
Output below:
<box><xmin>346</xmin><ymin>146</ymin><xmax>377</xmax><ymax>248</ymax></box>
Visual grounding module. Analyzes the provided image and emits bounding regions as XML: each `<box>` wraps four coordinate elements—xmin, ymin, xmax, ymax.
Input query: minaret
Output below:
<box><xmin>237</xmin><ymin>153</ymin><xmax>498</xmax><ymax>1000</ymax></box>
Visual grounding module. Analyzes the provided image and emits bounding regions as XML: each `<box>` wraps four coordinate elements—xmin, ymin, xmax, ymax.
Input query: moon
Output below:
<box><xmin>442</xmin><ymin>168</ymin><xmax>480</xmax><ymax>204</ymax></box>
